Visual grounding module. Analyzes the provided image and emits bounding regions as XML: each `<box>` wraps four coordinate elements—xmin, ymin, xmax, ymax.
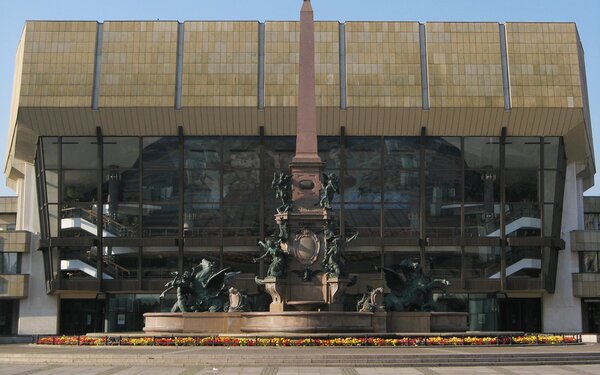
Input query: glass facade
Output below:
<box><xmin>35</xmin><ymin>135</ymin><xmax>566</xmax><ymax>332</ymax></box>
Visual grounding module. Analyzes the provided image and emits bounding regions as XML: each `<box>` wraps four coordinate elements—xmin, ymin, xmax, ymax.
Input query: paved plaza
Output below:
<box><xmin>1</xmin><ymin>343</ymin><xmax>600</xmax><ymax>374</ymax></box>
<box><xmin>2</xmin><ymin>364</ymin><xmax>600</xmax><ymax>374</ymax></box>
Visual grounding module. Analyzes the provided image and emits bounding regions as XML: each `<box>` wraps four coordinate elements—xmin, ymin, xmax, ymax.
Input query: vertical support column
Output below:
<box><xmin>258</xmin><ymin>22</ymin><xmax>266</xmax><ymax>110</ymax></box>
<box><xmin>177</xmin><ymin>126</ymin><xmax>184</xmax><ymax>273</ymax></box>
<box><xmin>56</xmin><ymin>137</ymin><xmax>62</xmax><ymax>290</ymax></box>
<box><xmin>175</xmin><ymin>22</ymin><xmax>184</xmax><ymax>109</ymax></box>
<box><xmin>138</xmin><ymin>138</ymin><xmax>144</xmax><ymax>290</ymax></box>
<box><xmin>419</xmin><ymin>127</ymin><xmax>427</xmax><ymax>268</ymax></box>
<box><xmin>92</xmin><ymin>22</ymin><xmax>104</xmax><ymax>110</ymax></box>
<box><xmin>259</xmin><ymin>126</ymin><xmax>266</xmax><ymax>242</ymax></box>
<box><xmin>339</xmin><ymin>23</ymin><xmax>347</xmax><ymax>110</ymax></box>
<box><xmin>500</xmin><ymin>127</ymin><xmax>507</xmax><ymax>291</ymax></box>
<box><xmin>96</xmin><ymin>127</ymin><xmax>104</xmax><ymax>291</ymax></box>
<box><xmin>339</xmin><ymin>126</ymin><xmax>346</xmax><ymax>237</ymax></box>
<box><xmin>419</xmin><ymin>23</ymin><xmax>429</xmax><ymax>110</ymax></box>
<box><xmin>218</xmin><ymin>137</ymin><xmax>225</xmax><ymax>268</ymax></box>
<box><xmin>499</xmin><ymin>24</ymin><xmax>511</xmax><ymax>110</ymax></box>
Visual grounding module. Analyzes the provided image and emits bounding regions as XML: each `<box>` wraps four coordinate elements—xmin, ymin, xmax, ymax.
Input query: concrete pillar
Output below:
<box><xmin>16</xmin><ymin>163</ymin><xmax>59</xmax><ymax>335</ymax></box>
<box><xmin>542</xmin><ymin>162</ymin><xmax>582</xmax><ymax>333</ymax></box>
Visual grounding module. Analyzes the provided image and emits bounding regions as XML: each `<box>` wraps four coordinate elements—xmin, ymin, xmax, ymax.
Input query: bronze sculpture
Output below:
<box><xmin>322</xmin><ymin>232</ymin><xmax>358</xmax><ymax>278</ymax></box>
<box><xmin>378</xmin><ymin>259</ymin><xmax>450</xmax><ymax>312</ymax></box>
<box><xmin>319</xmin><ymin>173</ymin><xmax>339</xmax><ymax>209</ymax></box>
<box><xmin>160</xmin><ymin>259</ymin><xmax>241</xmax><ymax>312</ymax></box>
<box><xmin>272</xmin><ymin>172</ymin><xmax>293</xmax><ymax>213</ymax></box>
<box><xmin>254</xmin><ymin>236</ymin><xmax>287</xmax><ymax>277</ymax></box>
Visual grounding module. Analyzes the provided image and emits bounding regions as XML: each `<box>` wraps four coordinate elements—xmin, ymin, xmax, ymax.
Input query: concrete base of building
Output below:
<box><xmin>143</xmin><ymin>311</ymin><xmax>468</xmax><ymax>334</ymax></box>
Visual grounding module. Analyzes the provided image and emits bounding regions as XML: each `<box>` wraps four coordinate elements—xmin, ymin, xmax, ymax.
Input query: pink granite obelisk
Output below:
<box><xmin>289</xmin><ymin>0</ymin><xmax>324</xmax><ymax>212</ymax></box>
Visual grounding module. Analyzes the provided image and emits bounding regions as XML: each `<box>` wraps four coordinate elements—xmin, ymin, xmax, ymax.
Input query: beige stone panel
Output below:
<box><xmin>99</xmin><ymin>21</ymin><xmax>178</xmax><ymax>107</ymax></box>
<box><xmin>183</xmin><ymin>21</ymin><xmax>259</xmax><ymax>107</ymax></box>
<box><xmin>18</xmin><ymin>21</ymin><xmax>97</xmax><ymax>108</ymax></box>
<box><xmin>265</xmin><ymin>21</ymin><xmax>339</xmax><ymax>107</ymax></box>
<box><xmin>506</xmin><ymin>22</ymin><xmax>582</xmax><ymax>108</ymax></box>
<box><xmin>346</xmin><ymin>22</ymin><xmax>421</xmax><ymax>108</ymax></box>
<box><xmin>426</xmin><ymin>22</ymin><xmax>503</xmax><ymax>108</ymax></box>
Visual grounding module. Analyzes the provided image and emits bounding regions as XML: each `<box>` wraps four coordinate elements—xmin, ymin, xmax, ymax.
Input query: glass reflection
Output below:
<box><xmin>425</xmin><ymin>137</ymin><xmax>461</xmax><ymax>168</ymax></box>
<box><xmin>346</xmin><ymin>138</ymin><xmax>381</xmax><ymax>169</ymax></box>
<box><xmin>224</xmin><ymin>137</ymin><xmax>260</xmax><ymax>169</ymax></box>
<box><xmin>263</xmin><ymin>137</ymin><xmax>294</xmax><ymax>171</ymax></box>
<box><xmin>142</xmin><ymin>246</ymin><xmax>178</xmax><ymax>278</ymax></box>
<box><xmin>185</xmin><ymin>169</ymin><xmax>220</xmax><ymax>203</ymax></box>
<box><xmin>223</xmin><ymin>169</ymin><xmax>259</xmax><ymax>203</ymax></box>
<box><xmin>183</xmin><ymin>203</ymin><xmax>220</xmax><ymax>237</ymax></box>
<box><xmin>463</xmin><ymin>137</ymin><xmax>499</xmax><ymax>169</ymax></box>
<box><xmin>464</xmin><ymin>246</ymin><xmax>501</xmax><ymax>279</ymax></box>
<box><xmin>384</xmin><ymin>204</ymin><xmax>419</xmax><ymax>237</ymax></box>
<box><xmin>544</xmin><ymin>137</ymin><xmax>560</xmax><ymax>170</ymax></box>
<box><xmin>142</xmin><ymin>137</ymin><xmax>179</xmax><ymax>169</ymax></box>
<box><xmin>426</xmin><ymin>247</ymin><xmax>461</xmax><ymax>279</ymax></box>
<box><xmin>142</xmin><ymin>204</ymin><xmax>178</xmax><ymax>237</ymax></box>
<box><xmin>506</xmin><ymin>246</ymin><xmax>541</xmax><ymax>279</ymax></box>
<box><xmin>60</xmin><ymin>246</ymin><xmax>97</xmax><ymax>280</ymax></box>
<box><xmin>384</xmin><ymin>138</ymin><xmax>420</xmax><ymax>168</ymax></box>
<box><xmin>105</xmin><ymin>246</ymin><xmax>138</xmax><ymax>279</ymax></box>
<box><xmin>62</xmin><ymin>137</ymin><xmax>97</xmax><ymax>170</ymax></box>
<box><xmin>63</xmin><ymin>170</ymin><xmax>97</xmax><ymax>203</ymax></box>
<box><xmin>384</xmin><ymin>170</ymin><xmax>419</xmax><ymax>201</ymax></box>
<box><xmin>505</xmin><ymin>137</ymin><xmax>540</xmax><ymax>169</ymax></box>
<box><xmin>318</xmin><ymin>137</ymin><xmax>342</xmax><ymax>169</ymax></box>
<box><xmin>142</xmin><ymin>169</ymin><xmax>179</xmax><ymax>202</ymax></box>
<box><xmin>42</xmin><ymin>137</ymin><xmax>59</xmax><ymax>170</ymax></box>
<box><xmin>103</xmin><ymin>137</ymin><xmax>140</xmax><ymax>170</ymax></box>
<box><xmin>223</xmin><ymin>204</ymin><xmax>259</xmax><ymax>237</ymax></box>
<box><xmin>185</xmin><ymin>138</ymin><xmax>220</xmax><ymax>169</ymax></box>
<box><xmin>344</xmin><ymin>170</ymin><xmax>381</xmax><ymax>203</ymax></box>
<box><xmin>344</xmin><ymin>204</ymin><xmax>380</xmax><ymax>237</ymax></box>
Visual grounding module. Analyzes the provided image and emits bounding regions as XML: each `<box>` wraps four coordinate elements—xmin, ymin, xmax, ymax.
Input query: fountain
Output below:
<box><xmin>143</xmin><ymin>0</ymin><xmax>467</xmax><ymax>335</ymax></box>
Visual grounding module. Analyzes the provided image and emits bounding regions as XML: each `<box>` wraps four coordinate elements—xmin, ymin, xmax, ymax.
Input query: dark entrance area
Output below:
<box><xmin>582</xmin><ymin>300</ymin><xmax>600</xmax><ymax>333</ymax></box>
<box><xmin>0</xmin><ymin>300</ymin><xmax>17</xmax><ymax>335</ymax></box>
<box><xmin>499</xmin><ymin>298</ymin><xmax>541</xmax><ymax>332</ymax></box>
<box><xmin>60</xmin><ymin>299</ymin><xmax>103</xmax><ymax>335</ymax></box>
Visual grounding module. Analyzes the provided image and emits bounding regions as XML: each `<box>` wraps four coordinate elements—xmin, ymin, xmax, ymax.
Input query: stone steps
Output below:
<box><xmin>2</xmin><ymin>349</ymin><xmax>600</xmax><ymax>367</ymax></box>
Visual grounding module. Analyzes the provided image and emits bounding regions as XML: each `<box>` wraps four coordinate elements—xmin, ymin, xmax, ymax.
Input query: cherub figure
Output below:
<box><xmin>255</xmin><ymin>236</ymin><xmax>287</xmax><ymax>277</ymax></box>
<box><xmin>272</xmin><ymin>172</ymin><xmax>292</xmax><ymax>213</ymax></box>
<box><xmin>323</xmin><ymin>232</ymin><xmax>358</xmax><ymax>278</ymax></box>
<box><xmin>319</xmin><ymin>173</ymin><xmax>339</xmax><ymax>210</ymax></box>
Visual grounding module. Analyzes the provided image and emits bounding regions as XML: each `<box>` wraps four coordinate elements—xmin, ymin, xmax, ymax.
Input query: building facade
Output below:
<box><xmin>3</xmin><ymin>19</ymin><xmax>595</xmax><ymax>335</ymax></box>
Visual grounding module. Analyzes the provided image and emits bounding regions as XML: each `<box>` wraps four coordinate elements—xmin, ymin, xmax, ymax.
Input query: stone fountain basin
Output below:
<box><xmin>240</xmin><ymin>311</ymin><xmax>375</xmax><ymax>333</ymax></box>
<box><xmin>143</xmin><ymin>311</ymin><xmax>467</xmax><ymax>334</ymax></box>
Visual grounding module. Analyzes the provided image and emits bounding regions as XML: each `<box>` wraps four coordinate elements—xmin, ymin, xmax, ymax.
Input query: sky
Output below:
<box><xmin>0</xmin><ymin>0</ymin><xmax>599</xmax><ymax>196</ymax></box>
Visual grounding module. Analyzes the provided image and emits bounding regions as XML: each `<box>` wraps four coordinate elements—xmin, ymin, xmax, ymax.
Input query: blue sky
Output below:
<box><xmin>1</xmin><ymin>0</ymin><xmax>598</xmax><ymax>196</ymax></box>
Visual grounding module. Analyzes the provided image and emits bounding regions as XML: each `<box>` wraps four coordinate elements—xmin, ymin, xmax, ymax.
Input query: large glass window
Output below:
<box><xmin>506</xmin><ymin>246</ymin><xmax>541</xmax><ymax>279</ymax></box>
<box><xmin>142</xmin><ymin>246</ymin><xmax>178</xmax><ymax>278</ymax></box>
<box><xmin>0</xmin><ymin>253</ymin><xmax>20</xmax><ymax>274</ymax></box>
<box><xmin>581</xmin><ymin>251</ymin><xmax>600</xmax><ymax>273</ymax></box>
<box><xmin>464</xmin><ymin>246</ymin><xmax>501</xmax><ymax>279</ymax></box>
<box><xmin>60</xmin><ymin>246</ymin><xmax>97</xmax><ymax>281</ymax></box>
<box><xmin>426</xmin><ymin>246</ymin><xmax>461</xmax><ymax>279</ymax></box>
<box><xmin>425</xmin><ymin>138</ymin><xmax>461</xmax><ymax>238</ymax></box>
<box><xmin>104</xmin><ymin>246</ymin><xmax>138</xmax><ymax>279</ymax></box>
<box><xmin>142</xmin><ymin>137</ymin><xmax>179</xmax><ymax>237</ymax></box>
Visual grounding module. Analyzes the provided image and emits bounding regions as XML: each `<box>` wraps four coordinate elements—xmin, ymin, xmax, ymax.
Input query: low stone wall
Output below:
<box><xmin>144</xmin><ymin>311</ymin><xmax>468</xmax><ymax>334</ymax></box>
<box><xmin>144</xmin><ymin>312</ymin><xmax>243</xmax><ymax>334</ymax></box>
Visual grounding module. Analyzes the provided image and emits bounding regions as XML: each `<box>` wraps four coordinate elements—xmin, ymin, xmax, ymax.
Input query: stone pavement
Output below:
<box><xmin>2</xmin><ymin>344</ymin><xmax>600</xmax><ymax>373</ymax></box>
<box><xmin>2</xmin><ymin>364</ymin><xmax>600</xmax><ymax>374</ymax></box>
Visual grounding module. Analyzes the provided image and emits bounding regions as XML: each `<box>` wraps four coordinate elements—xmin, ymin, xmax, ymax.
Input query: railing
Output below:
<box><xmin>62</xmin><ymin>207</ymin><xmax>138</xmax><ymax>237</ymax></box>
<box><xmin>85</xmin><ymin>250</ymin><xmax>132</xmax><ymax>279</ymax></box>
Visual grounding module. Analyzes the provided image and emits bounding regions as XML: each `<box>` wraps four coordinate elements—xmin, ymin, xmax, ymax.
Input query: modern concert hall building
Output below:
<box><xmin>1</xmin><ymin>8</ymin><xmax>596</xmax><ymax>334</ymax></box>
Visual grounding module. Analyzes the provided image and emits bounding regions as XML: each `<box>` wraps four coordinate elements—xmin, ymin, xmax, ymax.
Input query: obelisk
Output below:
<box><xmin>289</xmin><ymin>0</ymin><xmax>324</xmax><ymax>212</ymax></box>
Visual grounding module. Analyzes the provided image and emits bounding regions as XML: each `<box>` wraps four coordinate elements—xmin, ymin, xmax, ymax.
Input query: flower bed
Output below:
<box><xmin>35</xmin><ymin>334</ymin><xmax>580</xmax><ymax>347</ymax></box>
